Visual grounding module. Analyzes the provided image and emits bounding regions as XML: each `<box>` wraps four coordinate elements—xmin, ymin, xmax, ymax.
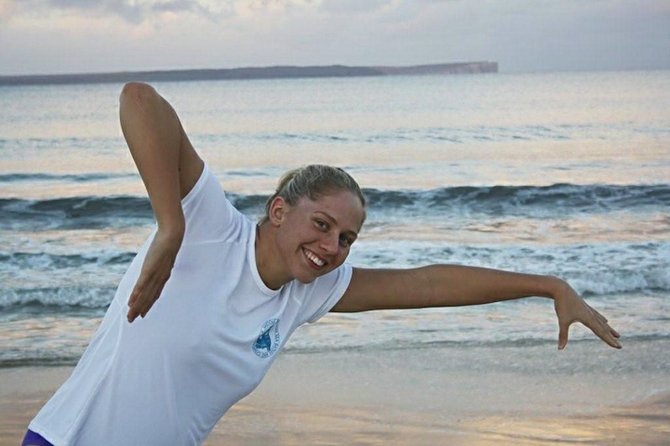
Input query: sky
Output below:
<box><xmin>0</xmin><ymin>0</ymin><xmax>669</xmax><ymax>75</ymax></box>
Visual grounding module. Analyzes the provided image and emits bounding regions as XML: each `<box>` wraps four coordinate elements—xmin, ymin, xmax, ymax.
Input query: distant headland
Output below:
<box><xmin>0</xmin><ymin>62</ymin><xmax>497</xmax><ymax>86</ymax></box>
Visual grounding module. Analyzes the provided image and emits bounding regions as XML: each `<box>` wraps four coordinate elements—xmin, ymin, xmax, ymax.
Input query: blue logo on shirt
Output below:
<box><xmin>253</xmin><ymin>318</ymin><xmax>280</xmax><ymax>358</ymax></box>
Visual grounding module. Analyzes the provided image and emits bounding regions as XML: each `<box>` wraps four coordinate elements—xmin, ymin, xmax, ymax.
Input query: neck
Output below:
<box><xmin>255</xmin><ymin>221</ymin><xmax>291</xmax><ymax>290</ymax></box>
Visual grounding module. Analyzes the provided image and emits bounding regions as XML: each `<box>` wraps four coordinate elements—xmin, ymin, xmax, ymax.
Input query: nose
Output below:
<box><xmin>320</xmin><ymin>232</ymin><xmax>339</xmax><ymax>255</ymax></box>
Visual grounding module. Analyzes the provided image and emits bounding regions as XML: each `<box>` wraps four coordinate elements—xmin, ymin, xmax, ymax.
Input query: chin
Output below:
<box><xmin>294</xmin><ymin>267</ymin><xmax>328</xmax><ymax>284</ymax></box>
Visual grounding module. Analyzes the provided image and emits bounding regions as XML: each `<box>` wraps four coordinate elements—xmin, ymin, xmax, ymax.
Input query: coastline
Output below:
<box><xmin>2</xmin><ymin>339</ymin><xmax>668</xmax><ymax>445</ymax></box>
<box><xmin>0</xmin><ymin>62</ymin><xmax>498</xmax><ymax>87</ymax></box>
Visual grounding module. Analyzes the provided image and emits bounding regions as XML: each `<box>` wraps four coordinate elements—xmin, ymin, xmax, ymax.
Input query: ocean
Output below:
<box><xmin>1</xmin><ymin>70</ymin><xmax>669</xmax><ymax>368</ymax></box>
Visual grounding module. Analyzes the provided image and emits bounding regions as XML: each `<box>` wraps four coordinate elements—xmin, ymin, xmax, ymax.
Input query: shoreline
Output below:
<box><xmin>2</xmin><ymin>340</ymin><xmax>669</xmax><ymax>445</ymax></box>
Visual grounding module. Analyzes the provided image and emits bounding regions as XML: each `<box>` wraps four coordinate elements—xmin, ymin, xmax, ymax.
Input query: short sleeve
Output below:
<box><xmin>299</xmin><ymin>263</ymin><xmax>353</xmax><ymax>324</ymax></box>
<box><xmin>180</xmin><ymin>164</ymin><xmax>245</xmax><ymax>245</ymax></box>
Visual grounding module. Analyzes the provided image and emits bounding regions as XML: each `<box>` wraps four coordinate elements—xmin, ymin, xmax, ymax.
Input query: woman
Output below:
<box><xmin>23</xmin><ymin>82</ymin><xmax>621</xmax><ymax>446</ymax></box>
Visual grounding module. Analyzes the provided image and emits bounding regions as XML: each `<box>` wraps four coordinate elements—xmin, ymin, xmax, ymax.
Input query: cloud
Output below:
<box><xmin>42</xmin><ymin>0</ymin><xmax>209</xmax><ymax>23</ymax></box>
<box><xmin>0</xmin><ymin>0</ymin><xmax>204</xmax><ymax>24</ymax></box>
<box><xmin>0</xmin><ymin>0</ymin><xmax>15</xmax><ymax>20</ymax></box>
<box><xmin>1</xmin><ymin>0</ymin><xmax>668</xmax><ymax>74</ymax></box>
<box><xmin>317</xmin><ymin>0</ymin><xmax>391</xmax><ymax>14</ymax></box>
<box><xmin>1</xmin><ymin>0</ymin><xmax>324</xmax><ymax>23</ymax></box>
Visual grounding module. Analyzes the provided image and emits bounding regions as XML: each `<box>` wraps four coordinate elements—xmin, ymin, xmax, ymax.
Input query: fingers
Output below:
<box><xmin>557</xmin><ymin>307</ymin><xmax>622</xmax><ymax>351</ymax></box>
<box><xmin>127</xmin><ymin>292</ymin><xmax>157</xmax><ymax>323</ymax></box>
<box><xmin>593</xmin><ymin>309</ymin><xmax>607</xmax><ymax>324</ymax></box>
<box><xmin>591</xmin><ymin>307</ymin><xmax>620</xmax><ymax>338</ymax></box>
<box><xmin>126</xmin><ymin>276</ymin><xmax>168</xmax><ymax>323</ymax></box>
<box><xmin>554</xmin><ymin>289</ymin><xmax>622</xmax><ymax>350</ymax></box>
<box><xmin>585</xmin><ymin>310</ymin><xmax>622</xmax><ymax>349</ymax></box>
<box><xmin>125</xmin><ymin>230</ymin><xmax>181</xmax><ymax>323</ymax></box>
<box><xmin>558</xmin><ymin>320</ymin><xmax>569</xmax><ymax>350</ymax></box>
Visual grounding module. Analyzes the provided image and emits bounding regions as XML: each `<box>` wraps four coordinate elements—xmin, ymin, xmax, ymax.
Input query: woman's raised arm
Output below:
<box><xmin>334</xmin><ymin>265</ymin><xmax>621</xmax><ymax>350</ymax></box>
<box><xmin>119</xmin><ymin>82</ymin><xmax>203</xmax><ymax>322</ymax></box>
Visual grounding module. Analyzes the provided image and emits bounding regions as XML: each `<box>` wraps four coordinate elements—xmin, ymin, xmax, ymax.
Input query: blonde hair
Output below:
<box><xmin>262</xmin><ymin>165</ymin><xmax>366</xmax><ymax>223</ymax></box>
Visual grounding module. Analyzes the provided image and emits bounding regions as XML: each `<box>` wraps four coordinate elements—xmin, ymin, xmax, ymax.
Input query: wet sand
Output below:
<box><xmin>2</xmin><ymin>341</ymin><xmax>669</xmax><ymax>445</ymax></box>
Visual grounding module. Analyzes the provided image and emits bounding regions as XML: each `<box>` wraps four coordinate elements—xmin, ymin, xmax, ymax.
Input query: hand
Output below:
<box><xmin>127</xmin><ymin>228</ymin><xmax>183</xmax><ymax>323</ymax></box>
<box><xmin>553</xmin><ymin>280</ymin><xmax>621</xmax><ymax>350</ymax></box>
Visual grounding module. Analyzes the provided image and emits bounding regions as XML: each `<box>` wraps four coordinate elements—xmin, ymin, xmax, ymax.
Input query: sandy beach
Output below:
<box><xmin>2</xmin><ymin>339</ymin><xmax>668</xmax><ymax>445</ymax></box>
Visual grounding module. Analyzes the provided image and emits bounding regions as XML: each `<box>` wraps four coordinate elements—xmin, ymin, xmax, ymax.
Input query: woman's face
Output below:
<box><xmin>273</xmin><ymin>189</ymin><xmax>365</xmax><ymax>284</ymax></box>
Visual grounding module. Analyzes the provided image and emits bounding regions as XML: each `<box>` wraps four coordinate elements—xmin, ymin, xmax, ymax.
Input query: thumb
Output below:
<box><xmin>558</xmin><ymin>320</ymin><xmax>570</xmax><ymax>350</ymax></box>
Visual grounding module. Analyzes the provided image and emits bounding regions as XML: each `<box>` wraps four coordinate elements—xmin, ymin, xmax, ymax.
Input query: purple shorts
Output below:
<box><xmin>22</xmin><ymin>430</ymin><xmax>54</xmax><ymax>446</ymax></box>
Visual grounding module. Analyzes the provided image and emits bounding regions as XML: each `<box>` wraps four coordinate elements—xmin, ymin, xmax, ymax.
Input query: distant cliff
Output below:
<box><xmin>373</xmin><ymin>62</ymin><xmax>497</xmax><ymax>75</ymax></box>
<box><xmin>0</xmin><ymin>62</ymin><xmax>498</xmax><ymax>86</ymax></box>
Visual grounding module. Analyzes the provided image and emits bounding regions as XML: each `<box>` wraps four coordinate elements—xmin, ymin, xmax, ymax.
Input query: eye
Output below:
<box><xmin>314</xmin><ymin>219</ymin><xmax>328</xmax><ymax>231</ymax></box>
<box><xmin>338</xmin><ymin>235</ymin><xmax>356</xmax><ymax>248</ymax></box>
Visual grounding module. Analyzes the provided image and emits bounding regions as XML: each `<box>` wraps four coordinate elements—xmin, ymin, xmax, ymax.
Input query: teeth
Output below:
<box><xmin>305</xmin><ymin>250</ymin><xmax>325</xmax><ymax>267</ymax></box>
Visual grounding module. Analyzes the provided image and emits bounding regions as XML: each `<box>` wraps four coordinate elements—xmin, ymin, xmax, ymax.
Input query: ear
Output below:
<box><xmin>268</xmin><ymin>196</ymin><xmax>289</xmax><ymax>226</ymax></box>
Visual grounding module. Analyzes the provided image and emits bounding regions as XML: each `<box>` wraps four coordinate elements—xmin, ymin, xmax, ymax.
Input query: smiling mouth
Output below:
<box><xmin>303</xmin><ymin>248</ymin><xmax>326</xmax><ymax>268</ymax></box>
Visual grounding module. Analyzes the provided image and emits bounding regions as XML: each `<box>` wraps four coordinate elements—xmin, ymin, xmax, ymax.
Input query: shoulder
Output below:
<box><xmin>288</xmin><ymin>264</ymin><xmax>354</xmax><ymax>324</ymax></box>
<box><xmin>181</xmin><ymin>164</ymin><xmax>250</xmax><ymax>245</ymax></box>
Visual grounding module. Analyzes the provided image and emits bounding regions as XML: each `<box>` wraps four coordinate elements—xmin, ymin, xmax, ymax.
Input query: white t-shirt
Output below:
<box><xmin>29</xmin><ymin>164</ymin><xmax>352</xmax><ymax>445</ymax></box>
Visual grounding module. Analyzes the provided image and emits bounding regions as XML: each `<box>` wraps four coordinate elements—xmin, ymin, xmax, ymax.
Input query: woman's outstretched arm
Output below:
<box><xmin>334</xmin><ymin>265</ymin><xmax>621</xmax><ymax>350</ymax></box>
<box><xmin>119</xmin><ymin>82</ymin><xmax>204</xmax><ymax>322</ymax></box>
